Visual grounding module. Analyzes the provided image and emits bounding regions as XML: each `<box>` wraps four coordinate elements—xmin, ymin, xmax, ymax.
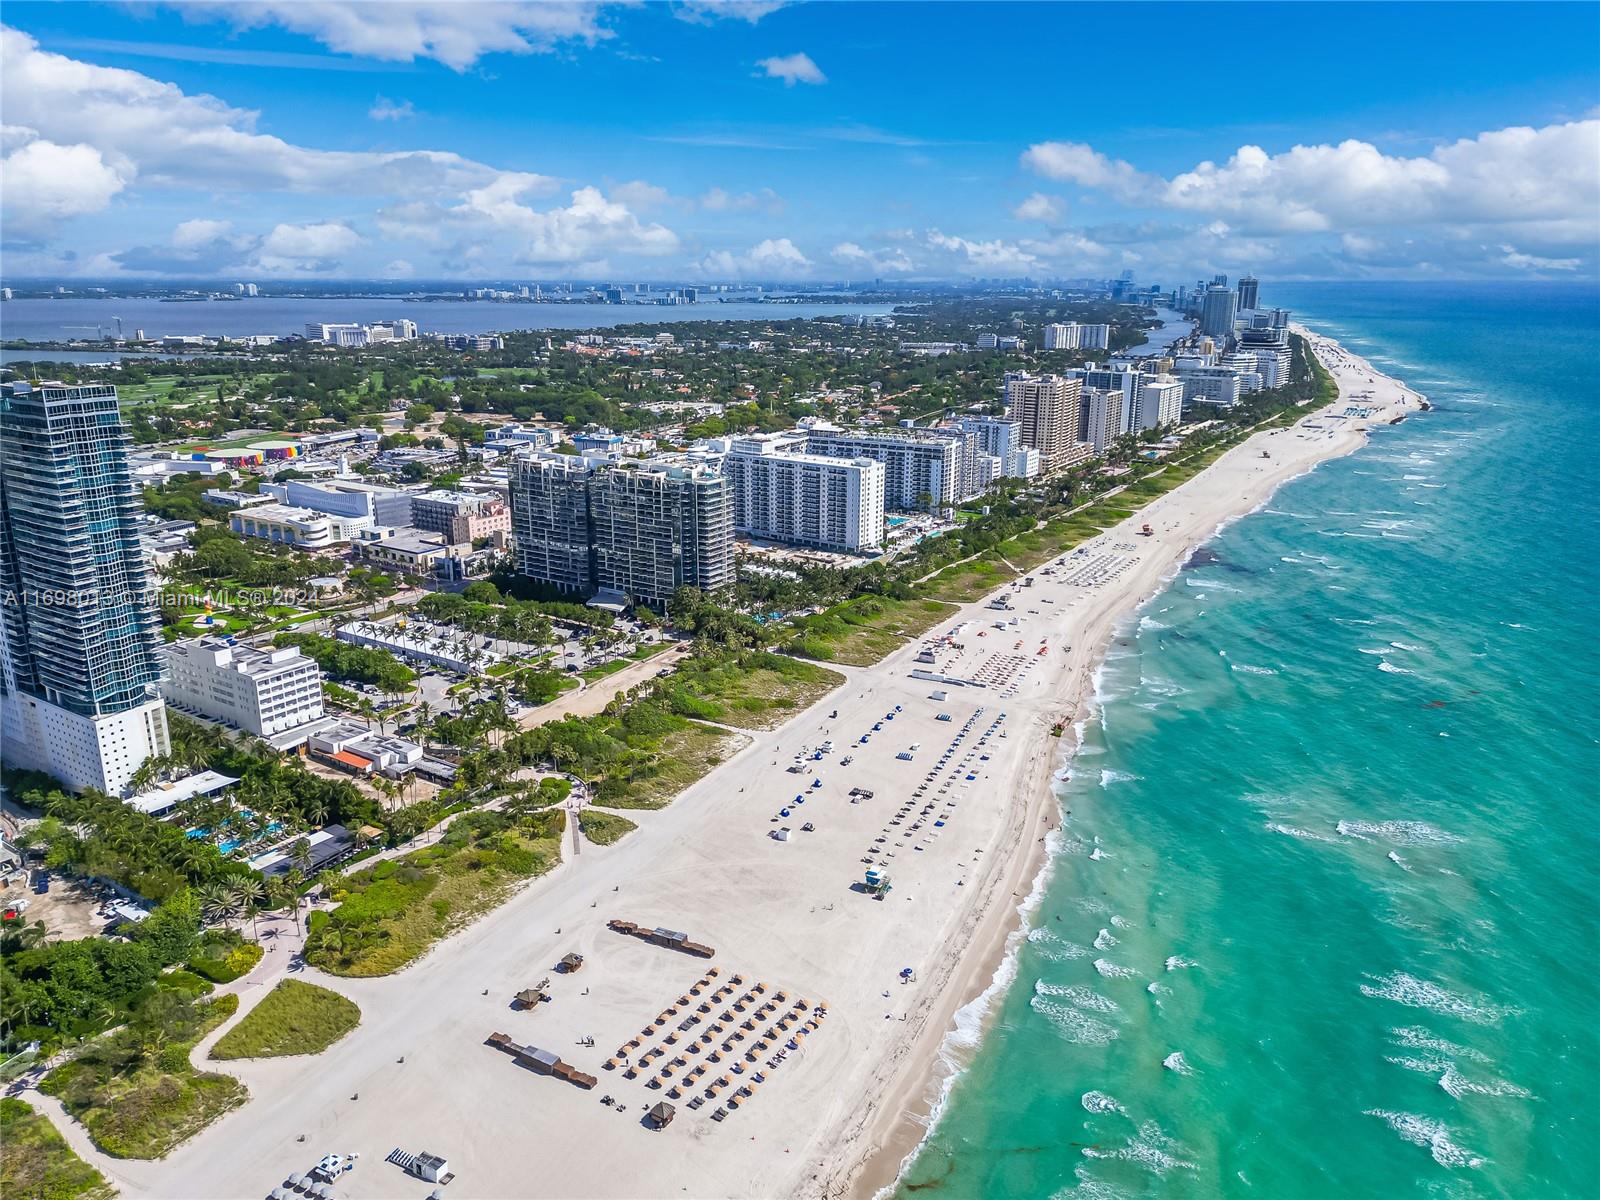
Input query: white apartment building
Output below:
<box><xmin>1043</xmin><ymin>323</ymin><xmax>1080</xmax><ymax>351</ymax></box>
<box><xmin>163</xmin><ymin>637</ymin><xmax>324</xmax><ymax>738</ymax></box>
<box><xmin>1077</xmin><ymin>323</ymin><xmax>1110</xmax><ymax>350</ymax></box>
<box><xmin>1220</xmin><ymin>353</ymin><xmax>1265</xmax><ymax>394</ymax></box>
<box><xmin>1079</xmin><ymin>388</ymin><xmax>1123</xmax><ymax>454</ymax></box>
<box><xmin>1134</xmin><ymin>375</ymin><xmax>1185</xmax><ymax>430</ymax></box>
<box><xmin>1009</xmin><ymin>445</ymin><xmax>1042</xmax><ymax>478</ymax></box>
<box><xmin>1043</xmin><ymin>323</ymin><xmax>1111</xmax><ymax>351</ymax></box>
<box><xmin>802</xmin><ymin>424</ymin><xmax>961</xmax><ymax>511</ymax></box>
<box><xmin>1175</xmin><ymin>366</ymin><xmax>1244</xmax><ymax>409</ymax></box>
<box><xmin>956</xmin><ymin>416</ymin><xmax>1038</xmax><ymax>479</ymax></box>
<box><xmin>723</xmin><ymin>437</ymin><xmax>886</xmax><ymax>553</ymax></box>
<box><xmin>230</xmin><ymin>503</ymin><xmax>371</xmax><ymax>548</ymax></box>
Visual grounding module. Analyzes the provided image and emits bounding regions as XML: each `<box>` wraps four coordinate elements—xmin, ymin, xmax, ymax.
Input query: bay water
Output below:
<box><xmin>895</xmin><ymin>282</ymin><xmax>1599</xmax><ymax>1199</ymax></box>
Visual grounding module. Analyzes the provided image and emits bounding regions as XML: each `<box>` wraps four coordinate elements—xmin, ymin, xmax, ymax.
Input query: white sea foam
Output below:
<box><xmin>1094</xmin><ymin>958</ymin><xmax>1136</xmax><ymax>979</ymax></box>
<box><xmin>1081</xmin><ymin>1121</ymin><xmax>1198</xmax><ymax>1175</ymax></box>
<box><xmin>1110</xmin><ymin>915</ymin><xmax>1132</xmax><ymax>930</ymax></box>
<box><xmin>1389</xmin><ymin>641</ymin><xmax>1426</xmax><ymax>652</ymax></box>
<box><xmin>1053</xmin><ymin>1172</ymin><xmax>1131</xmax><ymax>1200</ymax></box>
<box><xmin>1377</xmin><ymin>660</ymin><xmax>1413</xmax><ymax>674</ymax></box>
<box><xmin>1162</xmin><ymin>1051</ymin><xmax>1192</xmax><ymax>1075</ymax></box>
<box><xmin>1266</xmin><ymin>822</ymin><xmax>1336</xmax><ymax>843</ymax></box>
<box><xmin>1390</xmin><ymin>1026</ymin><xmax>1490</xmax><ymax>1064</ymax></box>
<box><xmin>1139</xmin><ymin>616</ymin><xmax>1169</xmax><ymax>632</ymax></box>
<box><xmin>1337</xmin><ymin>820</ymin><xmax>1463</xmax><ymax>846</ymax></box>
<box><xmin>1036</xmin><ymin>981</ymin><xmax>1122</xmax><ymax>1015</ymax></box>
<box><xmin>1093</xmin><ymin>928</ymin><xmax>1119</xmax><ymax>950</ymax></box>
<box><xmin>1081</xmin><ymin>1090</ymin><xmax>1126</xmax><ymax>1115</ymax></box>
<box><xmin>1165</xmin><ymin>955</ymin><xmax>1198</xmax><ymax>972</ymax></box>
<box><xmin>1360</xmin><ymin>972</ymin><xmax>1510</xmax><ymax>1024</ymax></box>
<box><xmin>1365</xmin><ymin>1110</ymin><xmax>1485</xmax><ymax>1169</ymax></box>
<box><xmin>1356</xmin><ymin>646</ymin><xmax>1389</xmax><ymax>656</ymax></box>
<box><xmin>1439</xmin><ymin>1066</ymin><xmax>1531</xmax><ymax>1100</ymax></box>
<box><xmin>1100</xmin><ymin>769</ymin><xmax>1139</xmax><ymax>786</ymax></box>
<box><xmin>1089</xmin><ymin>847</ymin><xmax>1110</xmax><ymax>861</ymax></box>
<box><xmin>1032</xmin><ymin>994</ymin><xmax>1120</xmax><ymax>1044</ymax></box>
<box><xmin>1146</xmin><ymin>981</ymin><xmax>1169</xmax><ymax>998</ymax></box>
<box><xmin>1230</xmin><ymin>662</ymin><xmax>1279</xmax><ymax>676</ymax></box>
<box><xmin>1388</xmin><ymin>850</ymin><xmax>1412</xmax><ymax>871</ymax></box>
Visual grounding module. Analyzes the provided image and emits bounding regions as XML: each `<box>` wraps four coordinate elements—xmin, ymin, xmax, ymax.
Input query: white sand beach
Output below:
<box><xmin>31</xmin><ymin>335</ymin><xmax>1422</xmax><ymax>1200</ymax></box>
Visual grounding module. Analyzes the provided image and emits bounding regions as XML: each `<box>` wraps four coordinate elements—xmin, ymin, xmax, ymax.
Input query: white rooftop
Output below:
<box><xmin>126</xmin><ymin>770</ymin><xmax>239</xmax><ymax>815</ymax></box>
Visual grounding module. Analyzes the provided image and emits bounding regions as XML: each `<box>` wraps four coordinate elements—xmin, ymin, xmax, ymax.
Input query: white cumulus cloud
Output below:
<box><xmin>1013</xmin><ymin>192</ymin><xmax>1064</xmax><ymax>222</ymax></box>
<box><xmin>699</xmin><ymin>237</ymin><xmax>812</xmax><ymax>278</ymax></box>
<box><xmin>177</xmin><ymin>2</ymin><xmax>612</xmax><ymax>71</ymax></box>
<box><xmin>256</xmin><ymin>220</ymin><xmax>363</xmax><ymax>272</ymax></box>
<box><xmin>1023</xmin><ymin>121</ymin><xmax>1600</xmax><ymax>237</ymax></box>
<box><xmin>368</xmin><ymin>96</ymin><xmax>415</xmax><ymax>121</ymax></box>
<box><xmin>1</xmin><ymin>127</ymin><xmax>127</xmax><ymax>237</ymax></box>
<box><xmin>756</xmin><ymin>52</ymin><xmax>825</xmax><ymax>86</ymax></box>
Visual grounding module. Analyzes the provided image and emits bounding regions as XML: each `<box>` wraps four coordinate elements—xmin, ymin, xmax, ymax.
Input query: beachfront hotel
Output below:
<box><xmin>0</xmin><ymin>381</ymin><xmax>171</xmax><ymax>793</ymax></box>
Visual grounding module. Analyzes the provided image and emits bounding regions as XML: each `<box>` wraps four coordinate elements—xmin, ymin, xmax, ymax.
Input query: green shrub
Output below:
<box><xmin>161</xmin><ymin>968</ymin><xmax>216</xmax><ymax>996</ymax></box>
<box><xmin>0</xmin><ymin>1097</ymin><xmax>115</xmax><ymax>1200</ymax></box>
<box><xmin>209</xmin><ymin>980</ymin><xmax>360</xmax><ymax>1060</ymax></box>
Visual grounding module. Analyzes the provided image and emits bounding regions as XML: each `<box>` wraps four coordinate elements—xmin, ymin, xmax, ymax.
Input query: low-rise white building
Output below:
<box><xmin>163</xmin><ymin>637</ymin><xmax>324</xmax><ymax>738</ymax></box>
<box><xmin>230</xmin><ymin>503</ymin><xmax>370</xmax><ymax>548</ymax></box>
<box><xmin>336</xmin><ymin>619</ymin><xmax>503</xmax><ymax>673</ymax></box>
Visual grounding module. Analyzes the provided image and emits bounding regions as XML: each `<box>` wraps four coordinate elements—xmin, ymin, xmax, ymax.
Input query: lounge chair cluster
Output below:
<box><xmin>602</xmin><ymin>970</ymin><xmax>823</xmax><ymax>1128</ymax></box>
<box><xmin>970</xmin><ymin>652</ymin><xmax>1034</xmax><ymax>695</ymax></box>
<box><xmin>864</xmin><ymin>709</ymin><xmax>1006</xmax><ymax>872</ymax></box>
<box><xmin>607</xmin><ymin>919</ymin><xmax>715</xmax><ymax>958</ymax></box>
<box><xmin>1058</xmin><ymin>550</ymin><xmax>1134</xmax><ymax>590</ymax></box>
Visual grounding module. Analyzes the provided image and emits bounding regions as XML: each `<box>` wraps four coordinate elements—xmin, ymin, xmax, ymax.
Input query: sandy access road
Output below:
<box><xmin>37</xmin><ymin>334</ymin><xmax>1421</xmax><ymax>1200</ymax></box>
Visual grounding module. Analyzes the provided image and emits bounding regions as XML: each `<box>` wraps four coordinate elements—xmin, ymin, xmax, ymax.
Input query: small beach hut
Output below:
<box><xmin>649</xmin><ymin>1101</ymin><xmax>676</xmax><ymax>1129</ymax></box>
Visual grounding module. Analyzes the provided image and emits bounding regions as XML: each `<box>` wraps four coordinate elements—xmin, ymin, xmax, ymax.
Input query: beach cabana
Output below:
<box><xmin>649</xmin><ymin>1101</ymin><xmax>676</xmax><ymax>1128</ymax></box>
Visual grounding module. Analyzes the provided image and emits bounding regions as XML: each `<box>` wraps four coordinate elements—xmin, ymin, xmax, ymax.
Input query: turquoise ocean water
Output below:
<box><xmin>896</xmin><ymin>282</ymin><xmax>1599</xmax><ymax>1199</ymax></box>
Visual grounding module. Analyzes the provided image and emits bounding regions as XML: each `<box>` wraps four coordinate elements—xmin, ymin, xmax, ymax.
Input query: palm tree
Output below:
<box><xmin>195</xmin><ymin>880</ymin><xmax>241</xmax><ymax>927</ymax></box>
<box><xmin>283</xmin><ymin>868</ymin><xmax>308</xmax><ymax>929</ymax></box>
<box><xmin>305</xmin><ymin>796</ymin><xmax>331</xmax><ymax>828</ymax></box>
<box><xmin>230</xmin><ymin>877</ymin><xmax>267</xmax><ymax>941</ymax></box>
<box><xmin>316</xmin><ymin>869</ymin><xmax>344</xmax><ymax>900</ymax></box>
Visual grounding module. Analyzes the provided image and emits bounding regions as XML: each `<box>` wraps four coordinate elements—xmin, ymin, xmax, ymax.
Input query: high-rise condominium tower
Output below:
<box><xmin>1</xmin><ymin>382</ymin><xmax>170</xmax><ymax>793</ymax></box>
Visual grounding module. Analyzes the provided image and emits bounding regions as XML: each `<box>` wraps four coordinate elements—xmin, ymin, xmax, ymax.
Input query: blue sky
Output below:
<box><xmin>2</xmin><ymin>1</ymin><xmax>1597</xmax><ymax>282</ymax></box>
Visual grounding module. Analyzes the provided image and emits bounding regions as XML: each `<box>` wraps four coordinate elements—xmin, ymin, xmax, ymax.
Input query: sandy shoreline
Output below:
<box><xmin>838</xmin><ymin>328</ymin><xmax>1427</xmax><ymax>1199</ymax></box>
<box><xmin>23</xmin><ymin>332</ymin><xmax>1423</xmax><ymax>1200</ymax></box>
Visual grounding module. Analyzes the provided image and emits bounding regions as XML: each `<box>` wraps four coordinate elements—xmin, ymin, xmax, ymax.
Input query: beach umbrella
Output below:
<box><xmin>270</xmin><ymin>1189</ymin><xmax>287</xmax><ymax>1200</ymax></box>
<box><xmin>286</xmin><ymin>1175</ymin><xmax>302</xmax><ymax>1189</ymax></box>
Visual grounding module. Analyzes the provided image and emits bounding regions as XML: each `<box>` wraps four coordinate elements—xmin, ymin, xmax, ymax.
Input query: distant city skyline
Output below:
<box><xmin>2</xmin><ymin>2</ymin><xmax>1597</xmax><ymax>283</ymax></box>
